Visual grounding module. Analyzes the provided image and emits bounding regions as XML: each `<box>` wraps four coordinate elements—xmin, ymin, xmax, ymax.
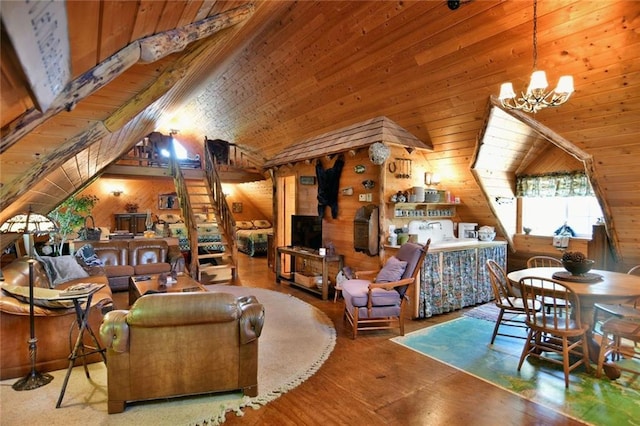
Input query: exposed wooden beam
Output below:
<box><xmin>0</xmin><ymin>122</ymin><xmax>109</xmax><ymax>212</ymax></box>
<box><xmin>0</xmin><ymin>4</ymin><xmax>254</xmax><ymax>153</ymax></box>
<box><xmin>139</xmin><ymin>3</ymin><xmax>254</xmax><ymax>63</ymax></box>
<box><xmin>0</xmin><ymin>43</ymin><xmax>141</xmax><ymax>153</ymax></box>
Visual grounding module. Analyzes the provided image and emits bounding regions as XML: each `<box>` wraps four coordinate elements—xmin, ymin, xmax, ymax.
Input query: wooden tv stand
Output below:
<box><xmin>275</xmin><ymin>246</ymin><xmax>343</xmax><ymax>300</ymax></box>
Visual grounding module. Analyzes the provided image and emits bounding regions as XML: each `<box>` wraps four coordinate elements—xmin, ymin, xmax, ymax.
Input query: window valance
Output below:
<box><xmin>516</xmin><ymin>171</ymin><xmax>593</xmax><ymax>198</ymax></box>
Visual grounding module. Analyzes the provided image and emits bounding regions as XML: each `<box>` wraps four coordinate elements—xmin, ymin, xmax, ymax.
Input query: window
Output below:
<box><xmin>159</xmin><ymin>140</ymin><xmax>188</xmax><ymax>159</ymax></box>
<box><xmin>521</xmin><ymin>196</ymin><xmax>603</xmax><ymax>237</ymax></box>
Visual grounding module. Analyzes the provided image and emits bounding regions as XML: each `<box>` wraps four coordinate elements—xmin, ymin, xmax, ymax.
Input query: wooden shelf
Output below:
<box><xmin>388</xmin><ymin>202</ymin><xmax>458</xmax><ymax>219</ymax></box>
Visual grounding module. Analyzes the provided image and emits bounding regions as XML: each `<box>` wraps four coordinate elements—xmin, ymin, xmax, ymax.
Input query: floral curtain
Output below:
<box><xmin>516</xmin><ymin>171</ymin><xmax>593</xmax><ymax>198</ymax></box>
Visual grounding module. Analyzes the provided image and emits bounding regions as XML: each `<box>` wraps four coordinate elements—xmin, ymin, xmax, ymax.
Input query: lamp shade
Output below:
<box><xmin>0</xmin><ymin>213</ymin><xmax>56</xmax><ymax>234</ymax></box>
<box><xmin>555</xmin><ymin>75</ymin><xmax>574</xmax><ymax>94</ymax></box>
<box><xmin>498</xmin><ymin>82</ymin><xmax>516</xmax><ymax>100</ymax></box>
<box><xmin>527</xmin><ymin>70</ymin><xmax>548</xmax><ymax>93</ymax></box>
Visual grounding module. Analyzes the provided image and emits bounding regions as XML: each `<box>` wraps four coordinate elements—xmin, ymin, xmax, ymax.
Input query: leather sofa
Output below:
<box><xmin>0</xmin><ymin>256</ymin><xmax>113</xmax><ymax>380</ymax></box>
<box><xmin>99</xmin><ymin>291</ymin><xmax>265</xmax><ymax>414</ymax></box>
<box><xmin>79</xmin><ymin>239</ymin><xmax>185</xmax><ymax>292</ymax></box>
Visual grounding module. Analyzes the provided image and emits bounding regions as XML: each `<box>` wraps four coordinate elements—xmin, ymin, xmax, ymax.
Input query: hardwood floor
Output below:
<box><xmin>215</xmin><ymin>254</ymin><xmax>586</xmax><ymax>426</ymax></box>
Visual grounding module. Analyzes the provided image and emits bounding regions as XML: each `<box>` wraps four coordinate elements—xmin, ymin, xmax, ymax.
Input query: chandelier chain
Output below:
<box><xmin>532</xmin><ymin>0</ymin><xmax>538</xmax><ymax>69</ymax></box>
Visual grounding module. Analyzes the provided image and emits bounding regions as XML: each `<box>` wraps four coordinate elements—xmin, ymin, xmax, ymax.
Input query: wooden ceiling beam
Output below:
<box><xmin>0</xmin><ymin>4</ymin><xmax>254</xmax><ymax>153</ymax></box>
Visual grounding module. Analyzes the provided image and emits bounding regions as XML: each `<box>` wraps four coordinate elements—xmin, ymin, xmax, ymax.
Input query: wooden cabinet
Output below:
<box><xmin>114</xmin><ymin>213</ymin><xmax>148</xmax><ymax>235</ymax></box>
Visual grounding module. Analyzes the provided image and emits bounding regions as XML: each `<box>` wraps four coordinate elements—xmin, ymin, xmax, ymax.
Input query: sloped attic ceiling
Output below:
<box><xmin>1</xmin><ymin>1</ymin><xmax>639</xmax><ymax>264</ymax></box>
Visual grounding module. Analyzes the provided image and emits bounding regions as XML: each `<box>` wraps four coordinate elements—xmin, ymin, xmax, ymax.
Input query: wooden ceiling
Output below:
<box><xmin>1</xmin><ymin>1</ymin><xmax>639</xmax><ymax>263</ymax></box>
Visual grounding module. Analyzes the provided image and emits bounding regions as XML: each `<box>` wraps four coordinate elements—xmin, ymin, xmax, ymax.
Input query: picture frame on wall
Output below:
<box><xmin>300</xmin><ymin>176</ymin><xmax>316</xmax><ymax>185</ymax></box>
<box><xmin>232</xmin><ymin>202</ymin><xmax>243</xmax><ymax>213</ymax></box>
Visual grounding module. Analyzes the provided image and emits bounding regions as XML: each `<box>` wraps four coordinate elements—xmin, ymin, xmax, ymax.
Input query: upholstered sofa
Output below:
<box><xmin>78</xmin><ymin>239</ymin><xmax>185</xmax><ymax>292</ymax></box>
<box><xmin>0</xmin><ymin>256</ymin><xmax>113</xmax><ymax>380</ymax></box>
<box><xmin>99</xmin><ymin>291</ymin><xmax>264</xmax><ymax>414</ymax></box>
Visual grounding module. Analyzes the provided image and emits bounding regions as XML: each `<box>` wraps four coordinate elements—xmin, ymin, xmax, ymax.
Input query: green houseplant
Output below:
<box><xmin>48</xmin><ymin>194</ymin><xmax>99</xmax><ymax>256</ymax></box>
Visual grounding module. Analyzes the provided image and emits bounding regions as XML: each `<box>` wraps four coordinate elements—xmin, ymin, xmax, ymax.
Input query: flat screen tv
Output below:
<box><xmin>291</xmin><ymin>215</ymin><xmax>323</xmax><ymax>250</ymax></box>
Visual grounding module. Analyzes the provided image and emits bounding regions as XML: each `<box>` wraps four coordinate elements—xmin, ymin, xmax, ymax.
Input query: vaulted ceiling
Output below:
<box><xmin>1</xmin><ymin>1</ymin><xmax>639</xmax><ymax>263</ymax></box>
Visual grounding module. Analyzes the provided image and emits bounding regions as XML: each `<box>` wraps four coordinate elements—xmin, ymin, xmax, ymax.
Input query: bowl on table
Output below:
<box><xmin>561</xmin><ymin>259</ymin><xmax>595</xmax><ymax>276</ymax></box>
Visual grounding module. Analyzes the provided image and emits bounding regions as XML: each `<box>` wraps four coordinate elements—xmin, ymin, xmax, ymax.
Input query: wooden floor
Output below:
<box><xmin>114</xmin><ymin>254</ymin><xmax>585</xmax><ymax>425</ymax></box>
<box><xmin>226</xmin><ymin>255</ymin><xmax>586</xmax><ymax>426</ymax></box>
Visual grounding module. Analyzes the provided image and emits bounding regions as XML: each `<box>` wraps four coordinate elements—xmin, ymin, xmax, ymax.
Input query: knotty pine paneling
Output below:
<box><xmin>97</xmin><ymin>1</ymin><xmax>139</xmax><ymax>63</ymax></box>
<box><xmin>3</xmin><ymin>0</ymin><xmax>640</xmax><ymax>268</ymax></box>
<box><xmin>66</xmin><ymin>0</ymin><xmax>101</xmax><ymax>78</ymax></box>
<box><xmin>78</xmin><ymin>177</ymin><xmax>179</xmax><ymax>232</ymax></box>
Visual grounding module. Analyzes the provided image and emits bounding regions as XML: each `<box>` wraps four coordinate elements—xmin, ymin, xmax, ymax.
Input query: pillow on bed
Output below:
<box><xmin>236</xmin><ymin>221</ymin><xmax>254</xmax><ymax>230</ymax></box>
<box><xmin>169</xmin><ymin>223</ymin><xmax>188</xmax><ymax>236</ymax></box>
<box><xmin>158</xmin><ymin>213</ymin><xmax>182</xmax><ymax>224</ymax></box>
<box><xmin>252</xmin><ymin>220</ymin><xmax>272</xmax><ymax>229</ymax></box>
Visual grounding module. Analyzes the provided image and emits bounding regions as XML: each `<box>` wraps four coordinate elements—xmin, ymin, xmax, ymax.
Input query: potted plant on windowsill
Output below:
<box><xmin>48</xmin><ymin>194</ymin><xmax>99</xmax><ymax>256</ymax></box>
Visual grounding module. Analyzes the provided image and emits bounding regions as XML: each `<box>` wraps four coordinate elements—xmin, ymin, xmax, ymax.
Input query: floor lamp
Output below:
<box><xmin>1</xmin><ymin>211</ymin><xmax>56</xmax><ymax>390</ymax></box>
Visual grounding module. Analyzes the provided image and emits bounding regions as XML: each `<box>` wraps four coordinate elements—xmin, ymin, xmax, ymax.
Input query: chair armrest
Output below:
<box><xmin>355</xmin><ymin>270</ymin><xmax>378</xmax><ymax>280</ymax></box>
<box><xmin>369</xmin><ymin>277</ymin><xmax>414</xmax><ymax>291</ymax></box>
<box><xmin>238</xmin><ymin>295</ymin><xmax>265</xmax><ymax>344</ymax></box>
<box><xmin>99</xmin><ymin>310</ymin><xmax>130</xmax><ymax>353</ymax></box>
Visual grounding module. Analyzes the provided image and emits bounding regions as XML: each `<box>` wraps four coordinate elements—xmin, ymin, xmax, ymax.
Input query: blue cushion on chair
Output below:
<box><xmin>342</xmin><ymin>279</ymin><xmax>401</xmax><ymax>308</ymax></box>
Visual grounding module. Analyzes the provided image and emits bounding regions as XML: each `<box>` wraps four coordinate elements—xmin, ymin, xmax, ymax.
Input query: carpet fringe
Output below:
<box><xmin>193</xmin><ymin>303</ymin><xmax>337</xmax><ymax>425</ymax></box>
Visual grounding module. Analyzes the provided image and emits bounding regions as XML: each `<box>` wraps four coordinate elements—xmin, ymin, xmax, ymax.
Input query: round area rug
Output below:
<box><xmin>0</xmin><ymin>286</ymin><xmax>336</xmax><ymax>425</ymax></box>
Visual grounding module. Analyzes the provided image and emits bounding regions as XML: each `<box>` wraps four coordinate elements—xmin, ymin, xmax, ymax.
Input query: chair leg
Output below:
<box><xmin>517</xmin><ymin>329</ymin><xmax>535</xmax><ymax>371</ymax></box>
<box><xmin>596</xmin><ymin>330</ymin><xmax>610</xmax><ymax>378</ymax></box>
<box><xmin>562</xmin><ymin>336</ymin><xmax>570</xmax><ymax>388</ymax></box>
<box><xmin>352</xmin><ymin>308</ymin><xmax>358</xmax><ymax>339</ymax></box>
<box><xmin>491</xmin><ymin>309</ymin><xmax>505</xmax><ymax>344</ymax></box>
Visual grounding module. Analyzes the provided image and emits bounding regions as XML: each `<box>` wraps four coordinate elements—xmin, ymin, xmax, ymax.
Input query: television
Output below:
<box><xmin>291</xmin><ymin>215</ymin><xmax>323</xmax><ymax>250</ymax></box>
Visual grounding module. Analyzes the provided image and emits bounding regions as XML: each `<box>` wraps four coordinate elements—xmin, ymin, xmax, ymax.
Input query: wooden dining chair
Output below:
<box><xmin>526</xmin><ymin>255</ymin><xmax>569</xmax><ymax>316</ymax></box>
<box><xmin>517</xmin><ymin>276</ymin><xmax>591</xmax><ymax>388</ymax></box>
<box><xmin>596</xmin><ymin>314</ymin><xmax>640</xmax><ymax>380</ymax></box>
<box><xmin>593</xmin><ymin>265</ymin><xmax>640</xmax><ymax>332</ymax></box>
<box><xmin>526</xmin><ymin>256</ymin><xmax>562</xmax><ymax>268</ymax></box>
<box><xmin>486</xmin><ymin>260</ymin><xmax>541</xmax><ymax>344</ymax></box>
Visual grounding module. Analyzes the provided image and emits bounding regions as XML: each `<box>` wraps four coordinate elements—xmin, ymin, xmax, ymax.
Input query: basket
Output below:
<box><xmin>78</xmin><ymin>215</ymin><xmax>101</xmax><ymax>241</ymax></box>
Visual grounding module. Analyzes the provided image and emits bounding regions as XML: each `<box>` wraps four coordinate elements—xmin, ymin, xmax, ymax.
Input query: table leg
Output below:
<box><xmin>56</xmin><ymin>294</ymin><xmax>105</xmax><ymax>408</ymax></box>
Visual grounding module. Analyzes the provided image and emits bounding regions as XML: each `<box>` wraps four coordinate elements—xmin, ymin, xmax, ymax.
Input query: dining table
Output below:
<box><xmin>507</xmin><ymin>267</ymin><xmax>640</xmax><ymax>378</ymax></box>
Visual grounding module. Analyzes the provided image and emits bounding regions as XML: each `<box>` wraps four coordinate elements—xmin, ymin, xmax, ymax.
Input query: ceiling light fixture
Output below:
<box><xmin>498</xmin><ymin>0</ymin><xmax>573</xmax><ymax>113</ymax></box>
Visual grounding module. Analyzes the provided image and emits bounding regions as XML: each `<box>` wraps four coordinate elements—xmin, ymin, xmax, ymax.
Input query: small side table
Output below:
<box><xmin>55</xmin><ymin>284</ymin><xmax>107</xmax><ymax>408</ymax></box>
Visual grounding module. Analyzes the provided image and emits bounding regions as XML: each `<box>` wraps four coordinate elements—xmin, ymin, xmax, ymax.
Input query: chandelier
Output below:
<box><xmin>498</xmin><ymin>0</ymin><xmax>573</xmax><ymax>113</ymax></box>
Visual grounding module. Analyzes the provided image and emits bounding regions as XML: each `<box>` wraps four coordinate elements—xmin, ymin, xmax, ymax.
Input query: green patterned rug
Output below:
<box><xmin>391</xmin><ymin>316</ymin><xmax>640</xmax><ymax>425</ymax></box>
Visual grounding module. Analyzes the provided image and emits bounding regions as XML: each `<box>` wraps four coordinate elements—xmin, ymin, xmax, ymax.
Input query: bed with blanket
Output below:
<box><xmin>236</xmin><ymin>220</ymin><xmax>273</xmax><ymax>257</ymax></box>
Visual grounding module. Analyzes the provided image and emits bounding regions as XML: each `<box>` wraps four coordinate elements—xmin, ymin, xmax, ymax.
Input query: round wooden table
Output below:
<box><xmin>507</xmin><ymin>267</ymin><xmax>640</xmax><ymax>320</ymax></box>
<box><xmin>507</xmin><ymin>267</ymin><xmax>640</xmax><ymax>378</ymax></box>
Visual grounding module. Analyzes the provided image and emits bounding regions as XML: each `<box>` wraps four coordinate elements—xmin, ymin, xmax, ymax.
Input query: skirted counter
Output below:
<box><xmin>390</xmin><ymin>240</ymin><xmax>507</xmax><ymax>319</ymax></box>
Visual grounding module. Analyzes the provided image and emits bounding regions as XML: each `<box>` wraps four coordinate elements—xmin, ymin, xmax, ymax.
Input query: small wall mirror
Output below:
<box><xmin>159</xmin><ymin>193</ymin><xmax>179</xmax><ymax>210</ymax></box>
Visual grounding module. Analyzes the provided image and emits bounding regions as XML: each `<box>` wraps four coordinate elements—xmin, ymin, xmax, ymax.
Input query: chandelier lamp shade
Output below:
<box><xmin>498</xmin><ymin>0</ymin><xmax>574</xmax><ymax>113</ymax></box>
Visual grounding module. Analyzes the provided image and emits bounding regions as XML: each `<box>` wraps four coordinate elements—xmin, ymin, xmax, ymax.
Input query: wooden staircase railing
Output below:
<box><xmin>167</xmin><ymin>150</ymin><xmax>200</xmax><ymax>279</ymax></box>
<box><xmin>203</xmin><ymin>145</ymin><xmax>238</xmax><ymax>272</ymax></box>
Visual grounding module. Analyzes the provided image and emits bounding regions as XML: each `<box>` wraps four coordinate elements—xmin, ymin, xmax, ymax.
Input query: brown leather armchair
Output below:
<box><xmin>99</xmin><ymin>291</ymin><xmax>265</xmax><ymax>414</ymax></box>
<box><xmin>0</xmin><ymin>257</ymin><xmax>113</xmax><ymax>380</ymax></box>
